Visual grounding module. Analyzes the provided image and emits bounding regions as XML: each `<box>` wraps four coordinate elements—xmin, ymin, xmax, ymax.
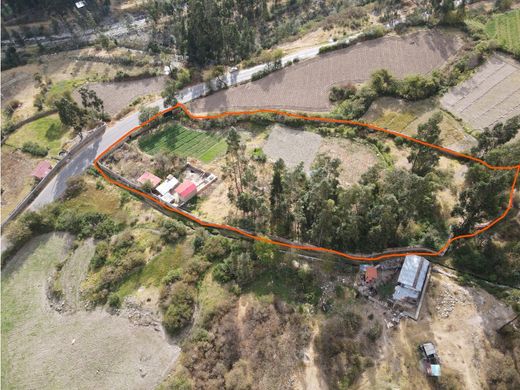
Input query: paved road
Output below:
<box><xmin>26</xmin><ymin>34</ymin><xmax>364</xmax><ymax>212</ymax></box>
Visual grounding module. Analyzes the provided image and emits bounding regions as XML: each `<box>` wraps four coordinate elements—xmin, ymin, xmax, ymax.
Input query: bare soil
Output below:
<box><xmin>72</xmin><ymin>76</ymin><xmax>166</xmax><ymax>116</ymax></box>
<box><xmin>441</xmin><ymin>54</ymin><xmax>520</xmax><ymax>130</ymax></box>
<box><xmin>263</xmin><ymin>124</ymin><xmax>322</xmax><ymax>173</ymax></box>
<box><xmin>318</xmin><ymin>137</ymin><xmax>379</xmax><ymax>185</ymax></box>
<box><xmin>0</xmin><ymin>146</ymin><xmax>39</xmax><ymax>221</ymax></box>
<box><xmin>1</xmin><ymin>233</ymin><xmax>180</xmax><ymax>390</ymax></box>
<box><xmin>356</xmin><ymin>272</ymin><xmax>516</xmax><ymax>389</ymax></box>
<box><xmin>189</xmin><ymin>29</ymin><xmax>463</xmax><ymax>113</ymax></box>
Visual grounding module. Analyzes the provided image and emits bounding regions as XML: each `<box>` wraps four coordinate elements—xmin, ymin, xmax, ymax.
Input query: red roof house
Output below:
<box><xmin>365</xmin><ymin>266</ymin><xmax>378</xmax><ymax>283</ymax></box>
<box><xmin>31</xmin><ymin>161</ymin><xmax>53</xmax><ymax>180</ymax></box>
<box><xmin>175</xmin><ymin>180</ymin><xmax>197</xmax><ymax>202</ymax></box>
<box><xmin>137</xmin><ymin>171</ymin><xmax>162</xmax><ymax>187</ymax></box>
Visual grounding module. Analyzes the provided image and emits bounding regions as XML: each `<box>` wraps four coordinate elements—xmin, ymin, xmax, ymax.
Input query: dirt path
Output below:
<box><xmin>296</xmin><ymin>324</ymin><xmax>328</xmax><ymax>390</ymax></box>
<box><xmin>1</xmin><ymin>233</ymin><xmax>180</xmax><ymax>390</ymax></box>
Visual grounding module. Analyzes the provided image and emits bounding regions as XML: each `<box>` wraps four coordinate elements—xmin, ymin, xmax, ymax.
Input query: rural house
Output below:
<box><xmin>175</xmin><ymin>180</ymin><xmax>197</xmax><ymax>203</ymax></box>
<box><xmin>393</xmin><ymin>255</ymin><xmax>430</xmax><ymax>302</ymax></box>
<box><xmin>155</xmin><ymin>176</ymin><xmax>179</xmax><ymax>203</ymax></box>
<box><xmin>31</xmin><ymin>161</ymin><xmax>53</xmax><ymax>180</ymax></box>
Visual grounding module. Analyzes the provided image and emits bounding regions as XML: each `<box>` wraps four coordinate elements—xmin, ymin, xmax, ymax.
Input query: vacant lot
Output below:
<box><xmin>73</xmin><ymin>76</ymin><xmax>166</xmax><ymax>116</ymax></box>
<box><xmin>318</xmin><ymin>138</ymin><xmax>379</xmax><ymax>185</ymax></box>
<box><xmin>1</xmin><ymin>233</ymin><xmax>180</xmax><ymax>390</ymax></box>
<box><xmin>1</xmin><ymin>48</ymin><xmax>156</xmax><ymax>121</ymax></box>
<box><xmin>485</xmin><ymin>9</ymin><xmax>520</xmax><ymax>55</ymax></box>
<box><xmin>358</xmin><ymin>272</ymin><xmax>517</xmax><ymax>389</ymax></box>
<box><xmin>263</xmin><ymin>124</ymin><xmax>322</xmax><ymax>172</ymax></box>
<box><xmin>364</xmin><ymin>97</ymin><xmax>477</xmax><ymax>152</ymax></box>
<box><xmin>139</xmin><ymin>124</ymin><xmax>227</xmax><ymax>163</ymax></box>
<box><xmin>189</xmin><ymin>29</ymin><xmax>463</xmax><ymax>113</ymax></box>
<box><xmin>440</xmin><ymin>54</ymin><xmax>520</xmax><ymax>130</ymax></box>
<box><xmin>1</xmin><ymin>146</ymin><xmax>39</xmax><ymax>221</ymax></box>
<box><xmin>5</xmin><ymin>114</ymin><xmax>73</xmax><ymax>157</ymax></box>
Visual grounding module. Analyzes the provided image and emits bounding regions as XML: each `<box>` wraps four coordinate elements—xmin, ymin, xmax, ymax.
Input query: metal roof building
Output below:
<box><xmin>393</xmin><ymin>255</ymin><xmax>430</xmax><ymax>301</ymax></box>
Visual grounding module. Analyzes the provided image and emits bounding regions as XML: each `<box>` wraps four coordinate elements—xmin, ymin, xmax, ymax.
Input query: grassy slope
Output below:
<box><xmin>485</xmin><ymin>9</ymin><xmax>520</xmax><ymax>54</ymax></box>
<box><xmin>6</xmin><ymin>114</ymin><xmax>73</xmax><ymax>157</ymax></box>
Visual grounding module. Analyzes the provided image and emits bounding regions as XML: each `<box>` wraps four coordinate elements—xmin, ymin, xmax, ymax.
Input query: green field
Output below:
<box><xmin>485</xmin><ymin>9</ymin><xmax>520</xmax><ymax>55</ymax></box>
<box><xmin>6</xmin><ymin>114</ymin><xmax>72</xmax><ymax>157</ymax></box>
<box><xmin>139</xmin><ymin>124</ymin><xmax>227</xmax><ymax>163</ymax></box>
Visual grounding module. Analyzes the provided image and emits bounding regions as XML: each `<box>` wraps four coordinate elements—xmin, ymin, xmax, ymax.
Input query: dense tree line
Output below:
<box><xmin>223</xmin><ymin>117</ymin><xmax>448</xmax><ymax>253</ymax></box>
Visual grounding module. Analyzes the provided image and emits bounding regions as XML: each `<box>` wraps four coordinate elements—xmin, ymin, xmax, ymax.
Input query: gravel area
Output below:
<box><xmin>263</xmin><ymin>124</ymin><xmax>322</xmax><ymax>172</ymax></box>
<box><xmin>440</xmin><ymin>54</ymin><xmax>520</xmax><ymax>130</ymax></box>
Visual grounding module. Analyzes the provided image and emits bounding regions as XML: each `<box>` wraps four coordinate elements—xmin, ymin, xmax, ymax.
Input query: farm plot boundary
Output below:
<box><xmin>94</xmin><ymin>103</ymin><xmax>520</xmax><ymax>262</ymax></box>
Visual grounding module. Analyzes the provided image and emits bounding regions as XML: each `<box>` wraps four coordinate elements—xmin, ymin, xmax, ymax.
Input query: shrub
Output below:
<box><xmin>22</xmin><ymin>141</ymin><xmax>48</xmax><ymax>157</ymax></box>
<box><xmin>139</xmin><ymin>105</ymin><xmax>160</xmax><ymax>124</ymax></box>
<box><xmin>160</xmin><ymin>219</ymin><xmax>187</xmax><ymax>243</ymax></box>
<box><xmin>366</xmin><ymin>322</ymin><xmax>382</xmax><ymax>342</ymax></box>
<box><xmin>62</xmin><ymin>176</ymin><xmax>86</xmax><ymax>199</ymax></box>
<box><xmin>162</xmin><ymin>269</ymin><xmax>182</xmax><ymax>285</ymax></box>
<box><xmin>251</xmin><ymin>147</ymin><xmax>267</xmax><ymax>163</ymax></box>
<box><xmin>108</xmin><ymin>293</ymin><xmax>121</xmax><ymax>308</ymax></box>
<box><xmin>397</xmin><ymin>74</ymin><xmax>440</xmax><ymax>100</ymax></box>
<box><xmin>4</xmin><ymin>99</ymin><xmax>21</xmax><ymax>116</ymax></box>
<box><xmin>162</xmin><ymin>282</ymin><xmax>196</xmax><ymax>335</ymax></box>
<box><xmin>202</xmin><ymin>235</ymin><xmax>231</xmax><ymax>261</ymax></box>
<box><xmin>329</xmin><ymin>84</ymin><xmax>357</xmax><ymax>102</ymax></box>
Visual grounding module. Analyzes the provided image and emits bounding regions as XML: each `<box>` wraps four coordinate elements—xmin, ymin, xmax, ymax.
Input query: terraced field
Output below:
<box><xmin>440</xmin><ymin>54</ymin><xmax>520</xmax><ymax>130</ymax></box>
<box><xmin>485</xmin><ymin>9</ymin><xmax>520</xmax><ymax>55</ymax></box>
<box><xmin>138</xmin><ymin>124</ymin><xmax>227</xmax><ymax>163</ymax></box>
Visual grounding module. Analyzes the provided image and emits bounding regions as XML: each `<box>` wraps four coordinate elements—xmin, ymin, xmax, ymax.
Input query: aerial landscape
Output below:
<box><xmin>1</xmin><ymin>0</ymin><xmax>520</xmax><ymax>389</ymax></box>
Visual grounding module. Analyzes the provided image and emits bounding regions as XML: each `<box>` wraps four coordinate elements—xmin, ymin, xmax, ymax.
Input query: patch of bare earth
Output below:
<box><xmin>72</xmin><ymin>76</ymin><xmax>166</xmax><ymax>116</ymax></box>
<box><xmin>1</xmin><ymin>233</ymin><xmax>180</xmax><ymax>390</ymax></box>
<box><xmin>357</xmin><ymin>272</ymin><xmax>516</xmax><ymax>389</ymax></box>
<box><xmin>263</xmin><ymin>124</ymin><xmax>322</xmax><ymax>172</ymax></box>
<box><xmin>0</xmin><ymin>146</ymin><xmax>39</xmax><ymax>221</ymax></box>
<box><xmin>189</xmin><ymin>29</ymin><xmax>463</xmax><ymax>113</ymax></box>
<box><xmin>318</xmin><ymin>138</ymin><xmax>379</xmax><ymax>185</ymax></box>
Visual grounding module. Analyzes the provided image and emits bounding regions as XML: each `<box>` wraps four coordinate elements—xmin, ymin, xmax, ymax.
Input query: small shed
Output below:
<box><xmin>365</xmin><ymin>266</ymin><xmax>378</xmax><ymax>283</ymax></box>
<box><xmin>137</xmin><ymin>172</ymin><xmax>161</xmax><ymax>188</ymax></box>
<box><xmin>31</xmin><ymin>161</ymin><xmax>53</xmax><ymax>180</ymax></box>
<box><xmin>175</xmin><ymin>180</ymin><xmax>197</xmax><ymax>202</ymax></box>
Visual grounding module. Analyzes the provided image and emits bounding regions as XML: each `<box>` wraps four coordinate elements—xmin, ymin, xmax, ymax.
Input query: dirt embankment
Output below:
<box><xmin>1</xmin><ymin>233</ymin><xmax>180</xmax><ymax>390</ymax></box>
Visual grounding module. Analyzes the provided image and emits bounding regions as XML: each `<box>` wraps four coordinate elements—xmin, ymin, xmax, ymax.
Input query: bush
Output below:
<box><xmin>108</xmin><ymin>293</ymin><xmax>121</xmax><ymax>308</ymax></box>
<box><xmin>329</xmin><ymin>84</ymin><xmax>357</xmax><ymax>102</ymax></box>
<box><xmin>251</xmin><ymin>147</ymin><xmax>267</xmax><ymax>163</ymax></box>
<box><xmin>162</xmin><ymin>269</ymin><xmax>182</xmax><ymax>285</ymax></box>
<box><xmin>397</xmin><ymin>74</ymin><xmax>440</xmax><ymax>100</ymax></box>
<box><xmin>4</xmin><ymin>99</ymin><xmax>21</xmax><ymax>116</ymax></box>
<box><xmin>366</xmin><ymin>322</ymin><xmax>382</xmax><ymax>342</ymax></box>
<box><xmin>202</xmin><ymin>235</ymin><xmax>231</xmax><ymax>261</ymax></box>
<box><xmin>160</xmin><ymin>219</ymin><xmax>188</xmax><ymax>243</ymax></box>
<box><xmin>162</xmin><ymin>282</ymin><xmax>196</xmax><ymax>335</ymax></box>
<box><xmin>62</xmin><ymin>176</ymin><xmax>86</xmax><ymax>199</ymax></box>
<box><xmin>139</xmin><ymin>105</ymin><xmax>160</xmax><ymax>124</ymax></box>
<box><xmin>22</xmin><ymin>141</ymin><xmax>48</xmax><ymax>157</ymax></box>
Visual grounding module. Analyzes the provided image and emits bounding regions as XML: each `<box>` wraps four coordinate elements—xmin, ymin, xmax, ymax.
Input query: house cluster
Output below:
<box><xmin>136</xmin><ymin>164</ymin><xmax>217</xmax><ymax>207</ymax></box>
<box><xmin>358</xmin><ymin>254</ymin><xmax>432</xmax><ymax>321</ymax></box>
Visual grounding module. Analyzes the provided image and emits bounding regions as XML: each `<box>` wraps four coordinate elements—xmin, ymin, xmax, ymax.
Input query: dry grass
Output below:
<box><xmin>0</xmin><ymin>146</ymin><xmax>39</xmax><ymax>222</ymax></box>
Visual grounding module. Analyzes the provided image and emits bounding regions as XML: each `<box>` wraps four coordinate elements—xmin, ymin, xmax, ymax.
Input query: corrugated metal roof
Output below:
<box><xmin>397</xmin><ymin>255</ymin><xmax>429</xmax><ymax>292</ymax></box>
<box><xmin>392</xmin><ymin>285</ymin><xmax>420</xmax><ymax>300</ymax></box>
<box><xmin>156</xmin><ymin>177</ymin><xmax>179</xmax><ymax>196</ymax></box>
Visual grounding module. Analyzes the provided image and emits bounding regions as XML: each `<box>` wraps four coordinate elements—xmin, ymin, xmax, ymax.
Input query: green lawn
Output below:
<box><xmin>486</xmin><ymin>9</ymin><xmax>520</xmax><ymax>55</ymax></box>
<box><xmin>116</xmin><ymin>243</ymin><xmax>185</xmax><ymax>299</ymax></box>
<box><xmin>7</xmin><ymin>114</ymin><xmax>72</xmax><ymax>157</ymax></box>
<box><xmin>139</xmin><ymin>123</ymin><xmax>227</xmax><ymax>163</ymax></box>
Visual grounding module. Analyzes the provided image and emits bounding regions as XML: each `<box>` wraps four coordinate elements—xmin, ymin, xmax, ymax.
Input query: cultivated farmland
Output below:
<box><xmin>485</xmin><ymin>9</ymin><xmax>520</xmax><ymax>55</ymax></box>
<box><xmin>189</xmin><ymin>29</ymin><xmax>463</xmax><ymax>113</ymax></box>
<box><xmin>440</xmin><ymin>54</ymin><xmax>520</xmax><ymax>130</ymax></box>
<box><xmin>138</xmin><ymin>124</ymin><xmax>227</xmax><ymax>163</ymax></box>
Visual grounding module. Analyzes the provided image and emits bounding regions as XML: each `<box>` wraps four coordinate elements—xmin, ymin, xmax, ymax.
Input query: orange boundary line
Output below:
<box><xmin>93</xmin><ymin>103</ymin><xmax>520</xmax><ymax>262</ymax></box>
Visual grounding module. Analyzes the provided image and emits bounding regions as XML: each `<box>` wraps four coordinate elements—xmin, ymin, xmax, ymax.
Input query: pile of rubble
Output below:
<box><xmin>435</xmin><ymin>289</ymin><xmax>467</xmax><ymax>318</ymax></box>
